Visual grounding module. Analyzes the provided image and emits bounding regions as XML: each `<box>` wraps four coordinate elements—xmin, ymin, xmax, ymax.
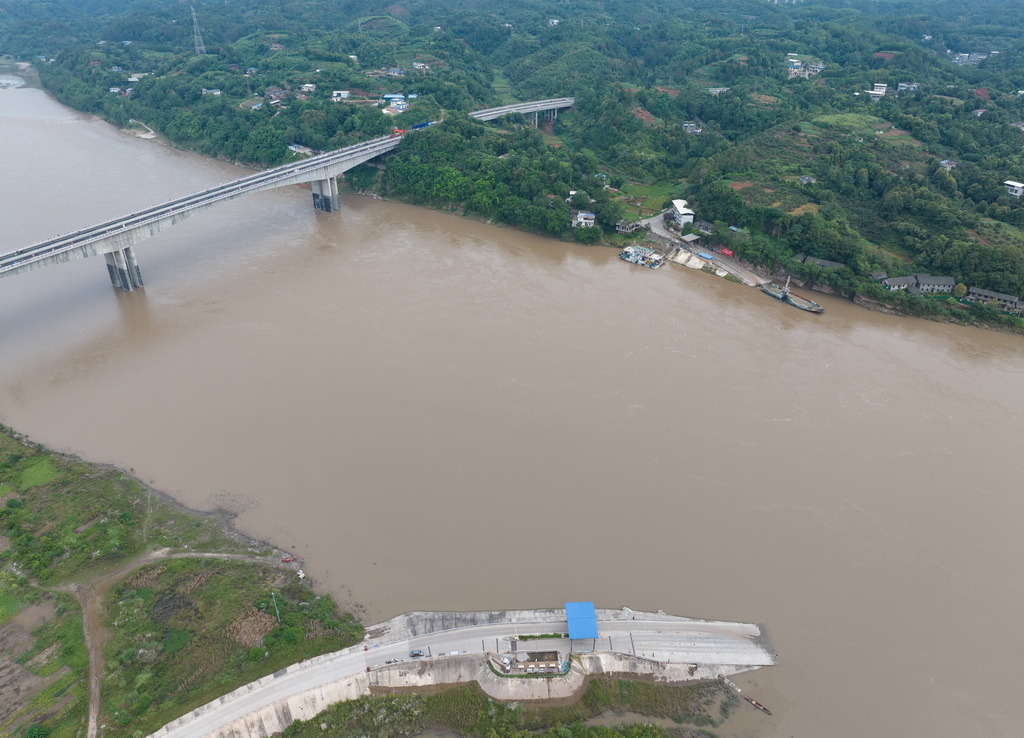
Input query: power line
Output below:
<box><xmin>191</xmin><ymin>5</ymin><xmax>206</xmax><ymax>56</ymax></box>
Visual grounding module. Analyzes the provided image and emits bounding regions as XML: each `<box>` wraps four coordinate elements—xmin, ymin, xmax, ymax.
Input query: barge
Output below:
<box><xmin>759</xmin><ymin>276</ymin><xmax>823</xmax><ymax>313</ymax></box>
<box><xmin>619</xmin><ymin>246</ymin><xmax>664</xmax><ymax>269</ymax></box>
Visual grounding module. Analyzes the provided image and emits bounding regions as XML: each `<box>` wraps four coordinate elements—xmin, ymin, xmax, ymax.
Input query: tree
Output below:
<box><xmin>954</xmin><ymin>283</ymin><xmax>968</xmax><ymax>298</ymax></box>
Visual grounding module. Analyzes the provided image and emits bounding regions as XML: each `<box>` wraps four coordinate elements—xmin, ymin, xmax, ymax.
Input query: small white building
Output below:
<box><xmin>1004</xmin><ymin>180</ymin><xmax>1024</xmax><ymax>197</ymax></box>
<box><xmin>300</xmin><ymin>83</ymin><xmax>316</xmax><ymax>92</ymax></box>
<box><xmin>332</xmin><ymin>90</ymin><xmax>350</xmax><ymax>100</ymax></box>
<box><xmin>571</xmin><ymin>210</ymin><xmax>595</xmax><ymax>228</ymax></box>
<box><xmin>671</xmin><ymin>199</ymin><xmax>695</xmax><ymax>226</ymax></box>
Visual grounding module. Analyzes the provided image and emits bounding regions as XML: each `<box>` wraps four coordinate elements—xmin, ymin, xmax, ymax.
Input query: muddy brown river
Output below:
<box><xmin>2</xmin><ymin>78</ymin><xmax>1023</xmax><ymax>737</ymax></box>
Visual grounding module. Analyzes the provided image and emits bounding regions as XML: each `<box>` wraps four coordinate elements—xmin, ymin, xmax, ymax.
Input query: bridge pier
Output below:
<box><xmin>311</xmin><ymin>177</ymin><xmax>339</xmax><ymax>212</ymax></box>
<box><xmin>105</xmin><ymin>246</ymin><xmax>144</xmax><ymax>292</ymax></box>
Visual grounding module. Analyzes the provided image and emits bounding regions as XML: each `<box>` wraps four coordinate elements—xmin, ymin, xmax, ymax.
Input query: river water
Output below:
<box><xmin>2</xmin><ymin>77</ymin><xmax>1023</xmax><ymax>738</ymax></box>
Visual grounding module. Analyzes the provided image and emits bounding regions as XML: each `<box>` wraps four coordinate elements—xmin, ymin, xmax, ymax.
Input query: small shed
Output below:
<box><xmin>565</xmin><ymin>602</ymin><xmax>598</xmax><ymax>640</ymax></box>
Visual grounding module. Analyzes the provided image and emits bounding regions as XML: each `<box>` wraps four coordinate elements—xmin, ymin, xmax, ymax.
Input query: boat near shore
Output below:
<box><xmin>619</xmin><ymin>245</ymin><xmax>664</xmax><ymax>269</ymax></box>
<box><xmin>744</xmin><ymin>696</ymin><xmax>773</xmax><ymax>715</ymax></box>
<box><xmin>759</xmin><ymin>276</ymin><xmax>824</xmax><ymax>313</ymax></box>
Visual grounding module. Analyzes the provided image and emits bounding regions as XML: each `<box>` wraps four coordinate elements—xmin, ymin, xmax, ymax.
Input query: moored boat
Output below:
<box><xmin>619</xmin><ymin>245</ymin><xmax>664</xmax><ymax>269</ymax></box>
<box><xmin>744</xmin><ymin>696</ymin><xmax>773</xmax><ymax>715</ymax></box>
<box><xmin>758</xmin><ymin>276</ymin><xmax>823</xmax><ymax>313</ymax></box>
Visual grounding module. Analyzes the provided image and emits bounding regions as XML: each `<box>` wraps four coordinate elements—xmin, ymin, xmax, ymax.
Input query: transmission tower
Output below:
<box><xmin>191</xmin><ymin>5</ymin><xmax>206</xmax><ymax>55</ymax></box>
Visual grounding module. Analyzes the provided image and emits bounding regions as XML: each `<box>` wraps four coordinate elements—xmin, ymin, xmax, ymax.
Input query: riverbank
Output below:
<box><xmin>0</xmin><ymin>425</ymin><xmax>363</xmax><ymax>737</ymax></box>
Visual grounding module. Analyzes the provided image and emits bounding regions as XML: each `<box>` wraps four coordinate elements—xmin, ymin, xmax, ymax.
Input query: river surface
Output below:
<box><xmin>2</xmin><ymin>77</ymin><xmax>1024</xmax><ymax>738</ymax></box>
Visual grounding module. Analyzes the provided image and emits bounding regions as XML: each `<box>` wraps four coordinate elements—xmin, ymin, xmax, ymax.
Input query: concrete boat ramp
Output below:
<box><xmin>150</xmin><ymin>607</ymin><xmax>774</xmax><ymax>738</ymax></box>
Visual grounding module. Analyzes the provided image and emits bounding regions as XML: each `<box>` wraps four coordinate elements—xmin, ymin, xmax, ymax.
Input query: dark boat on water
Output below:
<box><xmin>744</xmin><ymin>696</ymin><xmax>773</xmax><ymax>715</ymax></box>
<box><xmin>758</xmin><ymin>276</ymin><xmax>823</xmax><ymax>313</ymax></box>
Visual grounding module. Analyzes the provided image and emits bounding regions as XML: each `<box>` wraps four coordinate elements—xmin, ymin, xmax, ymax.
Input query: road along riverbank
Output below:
<box><xmin>150</xmin><ymin>607</ymin><xmax>774</xmax><ymax>738</ymax></box>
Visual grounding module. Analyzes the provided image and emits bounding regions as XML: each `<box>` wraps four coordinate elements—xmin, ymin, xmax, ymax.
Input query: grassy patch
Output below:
<box><xmin>620</xmin><ymin>182</ymin><xmax>680</xmax><ymax>214</ymax></box>
<box><xmin>491</xmin><ymin>70</ymin><xmax>517</xmax><ymax>106</ymax></box>
<box><xmin>789</xmin><ymin>202</ymin><xmax>820</xmax><ymax>216</ymax></box>
<box><xmin>0</xmin><ymin>428</ymin><xmax>248</xmax><ymax>585</ymax></box>
<box><xmin>101</xmin><ymin>558</ymin><xmax>363</xmax><ymax>734</ymax></box>
<box><xmin>280</xmin><ymin>679</ymin><xmax>732</xmax><ymax>737</ymax></box>
<box><xmin>0</xmin><ymin>591</ymin><xmax>88</xmax><ymax>737</ymax></box>
<box><xmin>20</xmin><ymin>457</ymin><xmax>58</xmax><ymax>490</ymax></box>
<box><xmin>812</xmin><ymin>112</ymin><xmax>889</xmax><ymax>134</ymax></box>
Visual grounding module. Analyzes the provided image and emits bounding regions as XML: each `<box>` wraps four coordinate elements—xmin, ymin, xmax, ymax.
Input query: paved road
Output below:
<box><xmin>152</xmin><ymin>613</ymin><xmax>772</xmax><ymax>738</ymax></box>
<box><xmin>640</xmin><ymin>212</ymin><xmax>767</xmax><ymax>287</ymax></box>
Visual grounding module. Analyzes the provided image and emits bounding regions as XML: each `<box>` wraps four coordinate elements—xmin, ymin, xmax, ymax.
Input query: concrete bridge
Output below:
<box><xmin>469</xmin><ymin>97</ymin><xmax>575</xmax><ymax>126</ymax></box>
<box><xmin>0</xmin><ymin>98</ymin><xmax>573</xmax><ymax>291</ymax></box>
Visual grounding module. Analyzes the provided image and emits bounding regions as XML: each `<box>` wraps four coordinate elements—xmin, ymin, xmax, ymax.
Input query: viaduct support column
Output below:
<box><xmin>105</xmin><ymin>246</ymin><xmax>144</xmax><ymax>292</ymax></box>
<box><xmin>311</xmin><ymin>177</ymin><xmax>339</xmax><ymax>212</ymax></box>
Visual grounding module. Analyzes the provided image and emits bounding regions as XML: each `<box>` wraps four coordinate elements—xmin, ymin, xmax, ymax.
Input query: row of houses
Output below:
<box><xmin>863</xmin><ymin>82</ymin><xmax>920</xmax><ymax>101</ymax></box>
<box><xmin>870</xmin><ymin>272</ymin><xmax>1023</xmax><ymax>313</ymax></box>
<box><xmin>785</xmin><ymin>55</ymin><xmax>825</xmax><ymax>80</ymax></box>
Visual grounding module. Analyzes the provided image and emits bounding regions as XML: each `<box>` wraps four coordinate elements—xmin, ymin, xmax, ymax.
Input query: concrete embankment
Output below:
<box><xmin>150</xmin><ymin>608</ymin><xmax>773</xmax><ymax>738</ymax></box>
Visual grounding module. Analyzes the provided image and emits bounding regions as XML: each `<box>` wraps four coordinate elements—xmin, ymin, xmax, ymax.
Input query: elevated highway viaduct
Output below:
<box><xmin>0</xmin><ymin>98</ymin><xmax>573</xmax><ymax>292</ymax></box>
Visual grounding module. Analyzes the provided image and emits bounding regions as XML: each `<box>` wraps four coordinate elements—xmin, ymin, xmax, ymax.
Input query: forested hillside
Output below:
<box><xmin>4</xmin><ymin>0</ymin><xmax>1024</xmax><ymax>324</ymax></box>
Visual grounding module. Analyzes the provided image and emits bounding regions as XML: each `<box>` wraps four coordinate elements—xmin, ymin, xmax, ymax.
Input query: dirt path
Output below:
<box><xmin>73</xmin><ymin>549</ymin><xmax>298</xmax><ymax>738</ymax></box>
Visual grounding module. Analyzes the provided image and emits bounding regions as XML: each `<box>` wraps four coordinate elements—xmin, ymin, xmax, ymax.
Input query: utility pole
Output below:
<box><xmin>191</xmin><ymin>5</ymin><xmax>206</xmax><ymax>56</ymax></box>
<box><xmin>270</xmin><ymin>591</ymin><xmax>281</xmax><ymax>624</ymax></box>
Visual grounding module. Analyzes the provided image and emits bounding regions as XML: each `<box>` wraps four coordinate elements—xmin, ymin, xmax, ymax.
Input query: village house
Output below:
<box><xmin>867</xmin><ymin>83</ymin><xmax>887</xmax><ymax>101</ymax></box>
<box><xmin>412</xmin><ymin>62</ymin><xmax>429</xmax><ymax>70</ymax></box>
<box><xmin>385</xmin><ymin>67</ymin><xmax>405</xmax><ymax>77</ymax></box>
<box><xmin>965</xmin><ymin>287</ymin><xmax>1021</xmax><ymax>312</ymax></box>
<box><xmin>201</xmin><ymin>88</ymin><xmax>221</xmax><ymax>96</ymax></box>
<box><xmin>915</xmin><ymin>275</ymin><xmax>956</xmax><ymax>293</ymax></box>
<box><xmin>263</xmin><ymin>86</ymin><xmax>290</xmax><ymax>102</ymax></box>
<box><xmin>547</xmin><ymin>18</ymin><xmax>560</xmax><ymax>26</ymax></box>
<box><xmin>682</xmin><ymin>122</ymin><xmax>702</xmax><ymax>134</ymax></box>
<box><xmin>1004</xmin><ymin>180</ymin><xmax>1024</xmax><ymax>197</ymax></box>
<box><xmin>694</xmin><ymin>220</ymin><xmax>714</xmax><ymax>235</ymax></box>
<box><xmin>300</xmin><ymin>83</ymin><xmax>316</xmax><ymax>93</ymax></box>
<box><xmin>972</xmin><ymin>109</ymin><xmax>986</xmax><ymax>117</ymax></box>
<box><xmin>570</xmin><ymin>210</ymin><xmax>595</xmax><ymax>228</ymax></box>
<box><xmin>332</xmin><ymin>90</ymin><xmax>350</xmax><ymax>101</ymax></box>
<box><xmin>680</xmin><ymin>233</ymin><xmax>701</xmax><ymax>248</ymax></box>
<box><xmin>939</xmin><ymin>159</ymin><xmax>957</xmax><ymax>171</ymax></box>
<box><xmin>670</xmin><ymin>199</ymin><xmax>695</xmax><ymax>226</ymax></box>
<box><xmin>269</xmin><ymin>43</ymin><xmax>284</xmax><ymax>51</ymax></box>
<box><xmin>785</xmin><ymin>56</ymin><xmax>825</xmax><ymax>79</ymax></box>
<box><xmin>707</xmin><ymin>87</ymin><xmax>730</xmax><ymax>96</ymax></box>
<box><xmin>798</xmin><ymin>175</ymin><xmax>816</xmax><ymax>185</ymax></box>
<box><xmin>881</xmin><ymin>275</ymin><xmax>918</xmax><ymax>291</ymax></box>
<box><xmin>802</xmin><ymin>256</ymin><xmax>846</xmax><ymax>270</ymax></box>
<box><xmin>616</xmin><ymin>220</ymin><xmax>643</xmax><ymax>234</ymax></box>
<box><xmin>882</xmin><ymin>273</ymin><xmax>956</xmax><ymax>294</ymax></box>
<box><xmin>897</xmin><ymin>82</ymin><xmax>920</xmax><ymax>92</ymax></box>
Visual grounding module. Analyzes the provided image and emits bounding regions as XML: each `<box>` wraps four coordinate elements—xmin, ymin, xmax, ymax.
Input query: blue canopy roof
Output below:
<box><xmin>565</xmin><ymin>601</ymin><xmax>598</xmax><ymax>640</ymax></box>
